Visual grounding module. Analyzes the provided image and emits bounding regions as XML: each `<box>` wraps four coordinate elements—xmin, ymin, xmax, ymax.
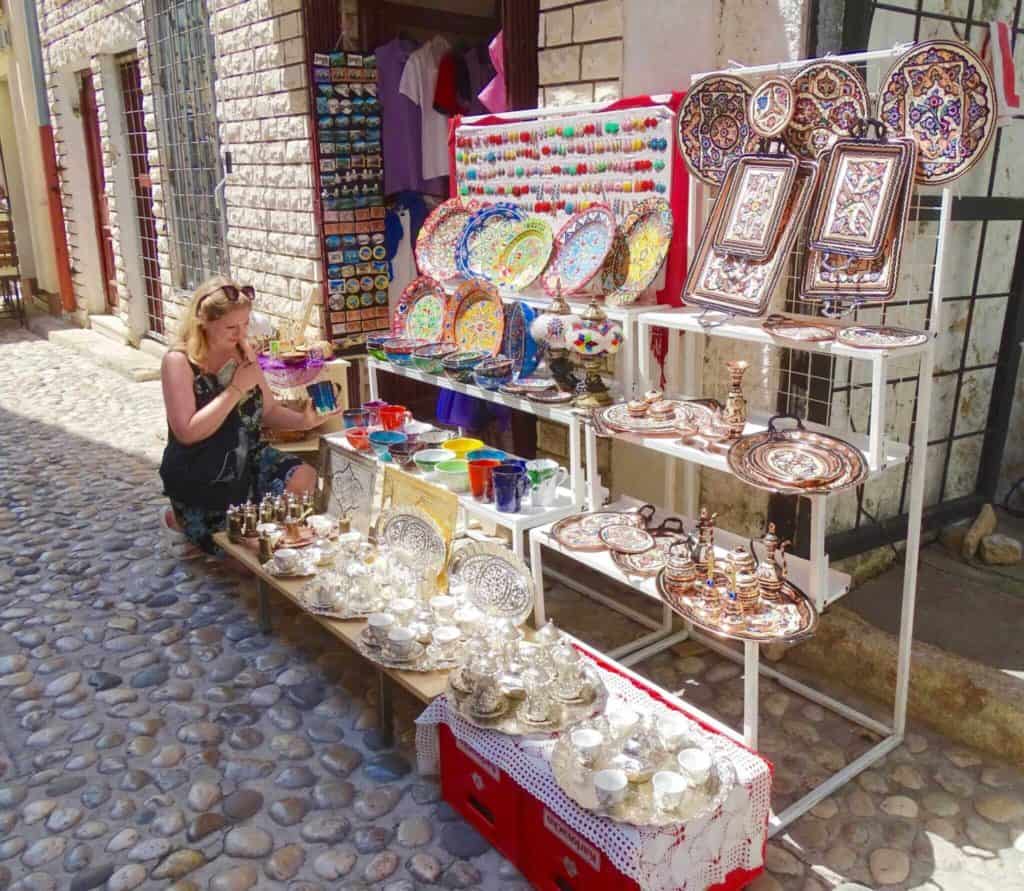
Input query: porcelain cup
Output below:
<box><xmin>677</xmin><ymin>747</ymin><xmax>712</xmax><ymax>785</ymax></box>
<box><xmin>386</xmin><ymin>626</ymin><xmax>416</xmax><ymax>661</ymax></box>
<box><xmin>593</xmin><ymin>768</ymin><xmax>628</xmax><ymax>809</ymax></box>
<box><xmin>390</xmin><ymin>597</ymin><xmax>417</xmax><ymax>627</ymax></box>
<box><xmin>658</xmin><ymin>713</ymin><xmax>690</xmax><ymax>753</ymax></box>
<box><xmin>652</xmin><ymin>770</ymin><xmax>689</xmax><ymax>813</ymax></box>
<box><xmin>367</xmin><ymin>612</ymin><xmax>394</xmax><ymax>645</ymax></box>
<box><xmin>571</xmin><ymin>727</ymin><xmax>605</xmax><ymax>767</ymax></box>
<box><xmin>274</xmin><ymin>547</ymin><xmax>302</xmax><ymax>573</ymax></box>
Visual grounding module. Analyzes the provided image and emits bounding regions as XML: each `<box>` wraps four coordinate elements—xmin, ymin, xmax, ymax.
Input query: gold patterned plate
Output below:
<box><xmin>762</xmin><ymin>314</ymin><xmax>836</xmax><ymax>343</ymax></box>
<box><xmin>598</xmin><ymin>524</ymin><xmax>655</xmax><ymax>555</ymax></box>
<box><xmin>594</xmin><ymin>401</ymin><xmax>691</xmax><ymax>437</ymax></box>
<box><xmin>784</xmin><ymin>60</ymin><xmax>870</xmax><ymax>160</ymax></box>
<box><xmin>442</xmin><ymin>280</ymin><xmax>505</xmax><ymax>355</ymax></box>
<box><xmin>610</xmin><ymin>530</ymin><xmax>684</xmax><ymax>577</ymax></box>
<box><xmin>836</xmin><ymin>325</ymin><xmax>929</xmax><ymax>350</ymax></box>
<box><xmin>550</xmin><ymin>507</ymin><xmax>653</xmax><ymax>552</ymax></box>
<box><xmin>878</xmin><ymin>39</ymin><xmax>996</xmax><ymax>185</ymax></box>
<box><xmin>415</xmin><ymin>198</ymin><xmax>478</xmax><ymax>282</ymax></box>
<box><xmin>727</xmin><ymin>415</ymin><xmax>868</xmax><ymax>495</ymax></box>
<box><xmin>749</xmin><ymin>76</ymin><xmax>795</xmax><ymax>138</ymax></box>
<box><xmin>606</xmin><ymin>198</ymin><xmax>674</xmax><ymax>305</ymax></box>
<box><xmin>391</xmin><ymin>275</ymin><xmax>447</xmax><ymax>340</ymax></box>
<box><xmin>657</xmin><ymin>570</ymin><xmax>818</xmax><ymax>644</ymax></box>
<box><xmin>712</xmin><ymin>154</ymin><xmax>798</xmax><ymax>260</ymax></box>
<box><xmin>677</xmin><ymin>74</ymin><xmax>758</xmax><ymax>186</ymax></box>
<box><xmin>492</xmin><ymin>217</ymin><xmax>554</xmax><ymax>291</ymax></box>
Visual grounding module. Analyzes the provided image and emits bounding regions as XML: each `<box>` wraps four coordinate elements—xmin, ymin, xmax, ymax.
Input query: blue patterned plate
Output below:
<box><xmin>455</xmin><ymin>203</ymin><xmax>526</xmax><ymax>281</ymax></box>
<box><xmin>542</xmin><ymin>205</ymin><xmax>616</xmax><ymax>296</ymax></box>
<box><xmin>501</xmin><ymin>300</ymin><xmax>541</xmax><ymax>379</ymax></box>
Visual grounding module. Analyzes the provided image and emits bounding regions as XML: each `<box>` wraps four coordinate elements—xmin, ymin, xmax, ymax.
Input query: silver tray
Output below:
<box><xmin>355</xmin><ymin>632</ymin><xmax>445</xmax><ymax>673</ymax></box>
<box><xmin>295</xmin><ymin>580</ymin><xmax>382</xmax><ymax>621</ymax></box>
<box><xmin>550</xmin><ymin>716</ymin><xmax>737</xmax><ymax>827</ymax></box>
<box><xmin>447</xmin><ymin>542</ymin><xmax>535</xmax><ymax>625</ymax></box>
<box><xmin>374</xmin><ymin>505</ymin><xmax>447</xmax><ymax>572</ymax></box>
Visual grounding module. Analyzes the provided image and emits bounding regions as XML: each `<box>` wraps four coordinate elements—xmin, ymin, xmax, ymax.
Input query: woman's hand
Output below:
<box><xmin>231</xmin><ymin>360</ymin><xmax>263</xmax><ymax>394</ymax></box>
<box><xmin>301</xmin><ymin>401</ymin><xmax>342</xmax><ymax>430</ymax></box>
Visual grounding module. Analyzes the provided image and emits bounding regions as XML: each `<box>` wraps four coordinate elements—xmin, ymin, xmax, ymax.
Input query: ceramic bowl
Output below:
<box><xmin>413</xmin><ymin>448</ymin><xmax>456</xmax><ymax>473</ymax></box>
<box><xmin>369</xmin><ymin>430</ymin><xmax>406</xmax><ymax>461</ymax></box>
<box><xmin>366</xmin><ymin>334</ymin><xmax>390</xmax><ymax>361</ymax></box>
<box><xmin>345</xmin><ymin>426</ymin><xmax>373</xmax><ymax>451</ymax></box>
<box><xmin>435</xmin><ymin>459</ymin><xmax>470</xmax><ymax>492</ymax></box>
<box><xmin>466</xmin><ymin>448</ymin><xmax>506</xmax><ymax>463</ymax></box>
<box><xmin>441</xmin><ymin>349</ymin><xmax>489</xmax><ymax>383</ymax></box>
<box><xmin>402</xmin><ymin>420</ymin><xmax>435</xmax><ymax>446</ymax></box>
<box><xmin>442</xmin><ymin>437</ymin><xmax>484</xmax><ymax>459</ymax></box>
<box><xmin>473</xmin><ymin>354</ymin><xmax>514</xmax><ymax>390</ymax></box>
<box><xmin>417</xmin><ymin>429</ymin><xmax>456</xmax><ymax>449</ymax></box>
<box><xmin>383</xmin><ymin>337</ymin><xmax>427</xmax><ymax>366</ymax></box>
<box><xmin>387</xmin><ymin>440</ymin><xmax>418</xmax><ymax>467</ymax></box>
<box><xmin>412</xmin><ymin>342</ymin><xmax>459</xmax><ymax>374</ymax></box>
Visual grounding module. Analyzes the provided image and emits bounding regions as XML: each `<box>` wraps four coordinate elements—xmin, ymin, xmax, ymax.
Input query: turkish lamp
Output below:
<box><xmin>569</xmin><ymin>298</ymin><xmax>622</xmax><ymax>407</ymax></box>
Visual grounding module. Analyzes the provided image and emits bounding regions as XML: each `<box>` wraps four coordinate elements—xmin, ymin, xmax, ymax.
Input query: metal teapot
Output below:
<box><xmin>751</xmin><ymin>522</ymin><xmax>789</xmax><ymax>603</ymax></box>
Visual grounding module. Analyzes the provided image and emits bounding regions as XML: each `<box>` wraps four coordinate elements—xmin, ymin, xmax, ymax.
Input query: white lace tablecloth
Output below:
<box><xmin>416</xmin><ymin>649</ymin><xmax>772</xmax><ymax>891</ymax></box>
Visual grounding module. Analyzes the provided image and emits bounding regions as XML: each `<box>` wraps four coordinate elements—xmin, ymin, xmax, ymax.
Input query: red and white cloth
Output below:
<box><xmin>416</xmin><ymin>649</ymin><xmax>772</xmax><ymax>891</ymax></box>
<box><xmin>983</xmin><ymin>21</ymin><xmax>1022</xmax><ymax>124</ymax></box>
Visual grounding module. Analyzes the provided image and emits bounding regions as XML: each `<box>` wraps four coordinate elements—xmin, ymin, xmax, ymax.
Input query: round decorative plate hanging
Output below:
<box><xmin>391</xmin><ymin>275</ymin><xmax>447</xmax><ymax>341</ymax></box>
<box><xmin>606</xmin><ymin>198</ymin><xmax>674</xmax><ymax>305</ymax></box>
<box><xmin>676</xmin><ymin>74</ymin><xmax>758</xmax><ymax>186</ymax></box>
<box><xmin>878</xmin><ymin>40</ymin><xmax>996</xmax><ymax>185</ymax></box>
<box><xmin>443</xmin><ymin>279</ymin><xmax>505</xmax><ymax>355</ymax></box>
<box><xmin>455</xmin><ymin>203</ymin><xmax>526</xmax><ymax>281</ymax></box>
<box><xmin>783</xmin><ymin>60</ymin><xmax>870</xmax><ymax>160</ymax></box>
<box><xmin>541</xmin><ymin>205</ymin><xmax>617</xmax><ymax>296</ymax></box>
<box><xmin>749</xmin><ymin>76</ymin><xmax>795</xmax><ymax>139</ymax></box>
<box><xmin>415</xmin><ymin>198</ymin><xmax>478</xmax><ymax>283</ymax></box>
<box><xmin>501</xmin><ymin>300</ymin><xmax>541</xmax><ymax>379</ymax></box>
<box><xmin>493</xmin><ymin>217</ymin><xmax>554</xmax><ymax>291</ymax></box>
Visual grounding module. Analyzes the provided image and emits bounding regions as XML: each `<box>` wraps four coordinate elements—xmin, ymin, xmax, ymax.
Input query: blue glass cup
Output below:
<box><xmin>343</xmin><ymin>408</ymin><xmax>369</xmax><ymax>428</ymax></box>
<box><xmin>493</xmin><ymin>467</ymin><xmax>529</xmax><ymax>513</ymax></box>
<box><xmin>498</xmin><ymin>459</ymin><xmax>527</xmax><ymax>473</ymax></box>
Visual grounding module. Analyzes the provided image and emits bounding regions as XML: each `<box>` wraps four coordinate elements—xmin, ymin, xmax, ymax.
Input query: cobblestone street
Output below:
<box><xmin>1</xmin><ymin>325</ymin><xmax>1023</xmax><ymax>891</ymax></box>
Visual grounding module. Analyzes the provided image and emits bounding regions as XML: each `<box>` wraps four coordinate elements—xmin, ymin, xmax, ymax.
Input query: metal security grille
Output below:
<box><xmin>118</xmin><ymin>55</ymin><xmax>165</xmax><ymax>337</ymax></box>
<box><xmin>142</xmin><ymin>0</ymin><xmax>225</xmax><ymax>292</ymax></box>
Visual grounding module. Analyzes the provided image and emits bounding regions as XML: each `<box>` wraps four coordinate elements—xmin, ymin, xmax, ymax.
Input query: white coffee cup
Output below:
<box><xmin>593</xmin><ymin>768</ymin><xmax>628</xmax><ymax>809</ymax></box>
<box><xmin>531</xmin><ymin>465</ymin><xmax>569</xmax><ymax>507</ymax></box>
<box><xmin>432</xmin><ymin>624</ymin><xmax>461</xmax><ymax>657</ymax></box>
<box><xmin>390</xmin><ymin>597</ymin><xmax>417</xmax><ymax>626</ymax></box>
<box><xmin>652</xmin><ymin>770</ymin><xmax>689</xmax><ymax>813</ymax></box>
<box><xmin>274</xmin><ymin>547</ymin><xmax>302</xmax><ymax>573</ymax></box>
<box><xmin>307</xmin><ymin>514</ymin><xmax>337</xmax><ymax>537</ymax></box>
<box><xmin>453</xmin><ymin>605</ymin><xmax>482</xmax><ymax>636</ymax></box>
<box><xmin>429</xmin><ymin>595</ymin><xmax>457</xmax><ymax>623</ymax></box>
<box><xmin>367</xmin><ymin>612</ymin><xmax>394</xmax><ymax>645</ymax></box>
<box><xmin>606</xmin><ymin>706</ymin><xmax>640</xmax><ymax>741</ymax></box>
<box><xmin>571</xmin><ymin>727</ymin><xmax>604</xmax><ymax>766</ymax></box>
<box><xmin>677</xmin><ymin>747</ymin><xmax>712</xmax><ymax>785</ymax></box>
<box><xmin>386</xmin><ymin>626</ymin><xmax>416</xmax><ymax>660</ymax></box>
<box><xmin>658</xmin><ymin>713</ymin><xmax>690</xmax><ymax>753</ymax></box>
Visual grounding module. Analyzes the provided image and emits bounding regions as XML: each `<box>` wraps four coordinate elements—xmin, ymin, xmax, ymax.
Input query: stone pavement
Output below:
<box><xmin>0</xmin><ymin>323</ymin><xmax>1023</xmax><ymax>891</ymax></box>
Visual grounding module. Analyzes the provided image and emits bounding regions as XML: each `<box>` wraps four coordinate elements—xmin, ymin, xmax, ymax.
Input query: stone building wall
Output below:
<box><xmin>538</xmin><ymin>0</ymin><xmax>623</xmax><ymax>107</ymax></box>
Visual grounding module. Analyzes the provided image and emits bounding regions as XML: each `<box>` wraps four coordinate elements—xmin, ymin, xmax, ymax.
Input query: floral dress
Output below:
<box><xmin>159</xmin><ymin>354</ymin><xmax>302</xmax><ymax>553</ymax></box>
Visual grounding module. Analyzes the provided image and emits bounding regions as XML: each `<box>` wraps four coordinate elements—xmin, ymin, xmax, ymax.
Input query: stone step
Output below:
<box><xmin>89</xmin><ymin>313</ymin><xmax>132</xmax><ymax>345</ymax></box>
<box><xmin>44</xmin><ymin>326</ymin><xmax>161</xmax><ymax>382</ymax></box>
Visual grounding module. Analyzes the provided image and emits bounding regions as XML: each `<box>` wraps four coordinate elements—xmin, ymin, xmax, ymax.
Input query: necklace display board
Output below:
<box><xmin>310</xmin><ymin>51</ymin><xmax>391</xmax><ymax>356</ymax></box>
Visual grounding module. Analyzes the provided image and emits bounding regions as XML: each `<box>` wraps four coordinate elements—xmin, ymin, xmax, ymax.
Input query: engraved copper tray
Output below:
<box><xmin>712</xmin><ymin>154</ymin><xmax>798</xmax><ymax>260</ymax></box>
<box><xmin>836</xmin><ymin>325</ymin><xmax>929</xmax><ymax>350</ymax></box>
<box><xmin>676</xmin><ymin>74</ymin><xmax>758</xmax><ymax>186</ymax></box>
<box><xmin>593</xmin><ymin>401</ymin><xmax>694</xmax><ymax>436</ymax></box>
<box><xmin>762</xmin><ymin>314</ymin><xmax>836</xmax><ymax>343</ymax></box>
<box><xmin>610</xmin><ymin>530</ymin><xmax>685</xmax><ymax>577</ymax></box>
<box><xmin>726</xmin><ymin>415</ymin><xmax>868</xmax><ymax>495</ymax></box>
<box><xmin>550</xmin><ymin>507</ymin><xmax>652</xmax><ymax>552</ymax></box>
<box><xmin>783</xmin><ymin>60</ymin><xmax>870</xmax><ymax>161</ymax></box>
<box><xmin>657</xmin><ymin>569</ymin><xmax>818</xmax><ymax>644</ymax></box>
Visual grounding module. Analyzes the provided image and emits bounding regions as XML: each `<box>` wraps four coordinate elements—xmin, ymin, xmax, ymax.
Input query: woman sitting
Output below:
<box><xmin>159</xmin><ymin>275</ymin><xmax>336</xmax><ymax>553</ymax></box>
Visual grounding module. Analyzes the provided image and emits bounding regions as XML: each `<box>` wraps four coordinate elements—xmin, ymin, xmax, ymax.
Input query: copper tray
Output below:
<box><xmin>762</xmin><ymin>314</ymin><xmax>836</xmax><ymax>343</ymax></box>
<box><xmin>836</xmin><ymin>325</ymin><xmax>929</xmax><ymax>350</ymax></box>
<box><xmin>610</xmin><ymin>529</ymin><xmax>685</xmax><ymax>577</ymax></box>
<box><xmin>712</xmin><ymin>154</ymin><xmax>798</xmax><ymax>260</ymax></box>
<box><xmin>657</xmin><ymin>569</ymin><xmax>818</xmax><ymax>644</ymax></box>
<box><xmin>550</xmin><ymin>506</ymin><xmax>654</xmax><ymax>553</ymax></box>
<box><xmin>676</xmin><ymin>74</ymin><xmax>758</xmax><ymax>186</ymax></box>
<box><xmin>726</xmin><ymin>414</ymin><xmax>869</xmax><ymax>495</ymax></box>
<box><xmin>783</xmin><ymin>59</ymin><xmax>870</xmax><ymax>161</ymax></box>
<box><xmin>593</xmin><ymin>401</ymin><xmax>694</xmax><ymax>437</ymax></box>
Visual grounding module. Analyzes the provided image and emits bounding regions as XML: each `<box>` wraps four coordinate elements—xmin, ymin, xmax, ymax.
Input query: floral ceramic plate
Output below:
<box><xmin>501</xmin><ymin>376</ymin><xmax>555</xmax><ymax>395</ymax></box>
<box><xmin>836</xmin><ymin>325</ymin><xmax>929</xmax><ymax>349</ymax></box>
<box><xmin>877</xmin><ymin>40</ymin><xmax>996</xmax><ymax>185</ymax></box>
<box><xmin>542</xmin><ymin>206</ymin><xmax>617</xmax><ymax>295</ymax></box>
<box><xmin>598</xmin><ymin>523</ymin><xmax>655</xmax><ymax>555</ymax></box>
<box><xmin>493</xmin><ymin>218</ymin><xmax>554</xmax><ymax>290</ymax></box>
<box><xmin>447</xmin><ymin>541</ymin><xmax>535</xmax><ymax>625</ymax></box>
<box><xmin>416</xmin><ymin>198</ymin><xmax>478</xmax><ymax>282</ymax></box>
<box><xmin>550</xmin><ymin>507</ymin><xmax>653</xmax><ymax>552</ymax></box>
<box><xmin>677</xmin><ymin>74</ymin><xmax>758</xmax><ymax>186</ymax></box>
<box><xmin>501</xmin><ymin>300</ymin><xmax>541</xmax><ymax>379</ymax></box>
<box><xmin>528</xmin><ymin>389</ymin><xmax>574</xmax><ymax>404</ymax></box>
<box><xmin>762</xmin><ymin>314</ymin><xmax>836</xmax><ymax>343</ymax></box>
<box><xmin>611</xmin><ymin>531</ymin><xmax>684</xmax><ymax>577</ymax></box>
<box><xmin>783</xmin><ymin>60</ymin><xmax>870</xmax><ymax>160</ymax></box>
<box><xmin>443</xmin><ymin>280</ymin><xmax>505</xmax><ymax>355</ymax></box>
<box><xmin>391</xmin><ymin>275</ymin><xmax>447</xmax><ymax>340</ymax></box>
<box><xmin>606</xmin><ymin>198</ymin><xmax>674</xmax><ymax>304</ymax></box>
<box><xmin>374</xmin><ymin>506</ymin><xmax>447</xmax><ymax>573</ymax></box>
<box><xmin>749</xmin><ymin>76</ymin><xmax>795</xmax><ymax>139</ymax></box>
<box><xmin>456</xmin><ymin>203</ymin><xmax>526</xmax><ymax>281</ymax></box>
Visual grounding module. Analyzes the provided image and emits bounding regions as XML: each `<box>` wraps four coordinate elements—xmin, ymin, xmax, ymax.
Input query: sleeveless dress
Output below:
<box><xmin>159</xmin><ymin>354</ymin><xmax>303</xmax><ymax>553</ymax></box>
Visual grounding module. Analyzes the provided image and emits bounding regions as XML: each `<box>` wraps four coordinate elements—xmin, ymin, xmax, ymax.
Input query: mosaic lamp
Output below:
<box><xmin>529</xmin><ymin>281</ymin><xmax>579</xmax><ymax>392</ymax></box>
<box><xmin>569</xmin><ymin>298</ymin><xmax>622</xmax><ymax>407</ymax></box>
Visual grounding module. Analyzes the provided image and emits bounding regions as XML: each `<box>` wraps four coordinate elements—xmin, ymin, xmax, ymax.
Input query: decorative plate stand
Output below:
<box><xmin>455</xmin><ymin>203</ymin><xmax>526</xmax><ymax>281</ymax></box>
<box><xmin>391</xmin><ymin>275</ymin><xmax>447</xmax><ymax>341</ymax></box>
<box><xmin>415</xmin><ymin>198</ymin><xmax>478</xmax><ymax>282</ymax></box>
<box><xmin>541</xmin><ymin>205</ymin><xmax>617</xmax><ymax>296</ymax></box>
<box><xmin>606</xmin><ymin>198</ymin><xmax>674</xmax><ymax>305</ymax></box>
<box><xmin>442</xmin><ymin>280</ymin><xmax>506</xmax><ymax>355</ymax></box>
<box><xmin>676</xmin><ymin>74</ymin><xmax>758</xmax><ymax>186</ymax></box>
<box><xmin>783</xmin><ymin>60</ymin><xmax>870</xmax><ymax>160</ymax></box>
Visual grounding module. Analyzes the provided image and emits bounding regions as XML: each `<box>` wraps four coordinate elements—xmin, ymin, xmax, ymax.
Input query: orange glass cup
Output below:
<box><xmin>468</xmin><ymin>458</ymin><xmax>501</xmax><ymax>501</ymax></box>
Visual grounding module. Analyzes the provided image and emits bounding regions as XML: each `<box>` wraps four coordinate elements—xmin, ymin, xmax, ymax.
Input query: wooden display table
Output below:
<box><xmin>214</xmin><ymin>531</ymin><xmax>447</xmax><ymax>743</ymax></box>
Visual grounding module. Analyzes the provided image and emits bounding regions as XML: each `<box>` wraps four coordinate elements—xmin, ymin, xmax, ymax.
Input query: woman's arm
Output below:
<box><xmin>240</xmin><ymin>341</ymin><xmax>328</xmax><ymax>432</ymax></box>
<box><xmin>162</xmin><ymin>352</ymin><xmax>244</xmax><ymax>445</ymax></box>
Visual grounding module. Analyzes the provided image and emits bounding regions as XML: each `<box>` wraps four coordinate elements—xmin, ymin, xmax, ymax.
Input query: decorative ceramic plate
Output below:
<box><xmin>542</xmin><ymin>206</ymin><xmax>617</xmax><ymax>295</ymax></box>
<box><xmin>443</xmin><ymin>280</ymin><xmax>505</xmax><ymax>355</ymax></box>
<box><xmin>606</xmin><ymin>198</ymin><xmax>674</xmax><ymax>304</ymax></box>
<box><xmin>600</xmin><ymin>230</ymin><xmax>630</xmax><ymax>293</ymax></box>
<box><xmin>416</xmin><ymin>198</ymin><xmax>478</xmax><ymax>282</ymax></box>
<box><xmin>762</xmin><ymin>315</ymin><xmax>836</xmax><ymax>343</ymax></box>
<box><xmin>501</xmin><ymin>376</ymin><xmax>555</xmax><ymax>395</ymax></box>
<box><xmin>749</xmin><ymin>76</ymin><xmax>795</xmax><ymax>138</ymax></box>
<box><xmin>712</xmin><ymin>155</ymin><xmax>798</xmax><ymax>260</ymax></box>
<box><xmin>528</xmin><ymin>389</ymin><xmax>574</xmax><ymax>404</ymax></box>
<box><xmin>657</xmin><ymin>571</ymin><xmax>818</xmax><ymax>644</ymax></box>
<box><xmin>594</xmin><ymin>401</ymin><xmax>692</xmax><ymax>437</ymax></box>
<box><xmin>836</xmin><ymin>325</ymin><xmax>929</xmax><ymax>350</ymax></box>
<box><xmin>727</xmin><ymin>415</ymin><xmax>868</xmax><ymax>495</ymax></box>
<box><xmin>447</xmin><ymin>542</ymin><xmax>535</xmax><ymax>625</ymax></box>
<box><xmin>677</xmin><ymin>74</ymin><xmax>758</xmax><ymax>185</ymax></box>
<box><xmin>456</xmin><ymin>203</ymin><xmax>526</xmax><ymax>280</ymax></box>
<box><xmin>550</xmin><ymin>508</ymin><xmax>651</xmax><ymax>552</ymax></box>
<box><xmin>391</xmin><ymin>276</ymin><xmax>447</xmax><ymax>340</ymax></box>
<box><xmin>783</xmin><ymin>60</ymin><xmax>870</xmax><ymax>160</ymax></box>
<box><xmin>685</xmin><ymin>159</ymin><xmax>819</xmax><ymax>317</ymax></box>
<box><xmin>878</xmin><ymin>40</ymin><xmax>996</xmax><ymax>185</ymax></box>
<box><xmin>492</xmin><ymin>218</ymin><xmax>554</xmax><ymax>291</ymax></box>
<box><xmin>374</xmin><ymin>506</ymin><xmax>447</xmax><ymax>573</ymax></box>
<box><xmin>598</xmin><ymin>523</ymin><xmax>655</xmax><ymax>555</ymax></box>
<box><xmin>611</xmin><ymin>531</ymin><xmax>684</xmax><ymax>577</ymax></box>
<box><xmin>501</xmin><ymin>301</ymin><xmax>541</xmax><ymax>379</ymax></box>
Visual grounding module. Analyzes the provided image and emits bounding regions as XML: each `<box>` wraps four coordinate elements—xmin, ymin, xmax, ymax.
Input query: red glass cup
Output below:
<box><xmin>468</xmin><ymin>458</ymin><xmax>501</xmax><ymax>501</ymax></box>
<box><xmin>380</xmin><ymin>404</ymin><xmax>413</xmax><ymax>431</ymax></box>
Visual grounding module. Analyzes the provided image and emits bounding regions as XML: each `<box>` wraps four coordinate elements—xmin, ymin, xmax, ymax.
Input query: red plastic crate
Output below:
<box><xmin>438</xmin><ymin>724</ymin><xmax>525</xmax><ymax>864</ymax></box>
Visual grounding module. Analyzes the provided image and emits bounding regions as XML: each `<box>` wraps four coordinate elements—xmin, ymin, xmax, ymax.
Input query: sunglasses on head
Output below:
<box><xmin>197</xmin><ymin>283</ymin><xmax>254</xmax><ymax>309</ymax></box>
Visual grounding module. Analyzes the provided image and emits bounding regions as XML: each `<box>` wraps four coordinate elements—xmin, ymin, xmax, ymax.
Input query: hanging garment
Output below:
<box><xmin>400</xmin><ymin>35</ymin><xmax>452</xmax><ymax>180</ymax></box>
<box><xmin>478</xmin><ymin>31</ymin><xmax>507</xmax><ymax>113</ymax></box>
<box><xmin>376</xmin><ymin>37</ymin><xmax>425</xmax><ymax>195</ymax></box>
<box><xmin>386</xmin><ymin>206</ymin><xmax>416</xmax><ymax>314</ymax></box>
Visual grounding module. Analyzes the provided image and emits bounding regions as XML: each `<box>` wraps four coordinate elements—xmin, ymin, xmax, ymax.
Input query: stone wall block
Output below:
<box><xmin>573</xmin><ymin>0</ymin><xmax>623</xmax><ymax>42</ymax></box>
<box><xmin>542</xmin><ymin>8</ymin><xmax>573</xmax><ymax>46</ymax></box>
<box><xmin>538</xmin><ymin>45</ymin><xmax>581</xmax><ymax>85</ymax></box>
<box><xmin>581</xmin><ymin>39</ymin><xmax>622</xmax><ymax>80</ymax></box>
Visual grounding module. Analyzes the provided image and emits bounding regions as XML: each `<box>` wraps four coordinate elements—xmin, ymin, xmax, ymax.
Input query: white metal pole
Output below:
<box><xmin>585</xmin><ymin>423</ymin><xmax>601</xmax><ymax>509</ymax></box>
<box><xmin>869</xmin><ymin>354</ymin><xmax>887</xmax><ymax>471</ymax></box>
<box><xmin>743</xmin><ymin>641</ymin><xmax>760</xmax><ymax>749</ymax></box>
<box><xmin>368</xmin><ymin>362</ymin><xmax>379</xmax><ymax>401</ymax></box>
<box><xmin>808</xmin><ymin>496</ymin><xmax>828</xmax><ymax>611</ymax></box>
<box><xmin>530</xmin><ymin>530</ymin><xmax>546</xmax><ymax>627</ymax></box>
<box><xmin>569</xmin><ymin>416</ymin><xmax>583</xmax><ymax>508</ymax></box>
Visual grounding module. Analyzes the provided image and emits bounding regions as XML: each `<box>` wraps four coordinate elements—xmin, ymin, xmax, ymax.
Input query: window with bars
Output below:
<box><xmin>142</xmin><ymin>0</ymin><xmax>226</xmax><ymax>292</ymax></box>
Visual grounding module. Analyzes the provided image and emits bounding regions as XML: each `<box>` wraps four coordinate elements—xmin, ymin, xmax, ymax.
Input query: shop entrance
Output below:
<box><xmin>78</xmin><ymin>70</ymin><xmax>118</xmax><ymax>314</ymax></box>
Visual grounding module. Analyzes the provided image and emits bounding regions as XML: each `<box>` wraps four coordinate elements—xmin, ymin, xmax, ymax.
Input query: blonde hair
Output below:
<box><xmin>176</xmin><ymin>275</ymin><xmax>254</xmax><ymax>364</ymax></box>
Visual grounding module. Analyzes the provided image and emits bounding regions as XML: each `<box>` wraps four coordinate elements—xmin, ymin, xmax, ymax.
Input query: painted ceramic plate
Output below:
<box><xmin>550</xmin><ymin>510</ymin><xmax>648</xmax><ymax>552</ymax></box>
<box><xmin>783</xmin><ymin>60</ymin><xmax>870</xmax><ymax>160</ymax></box>
<box><xmin>749</xmin><ymin>76</ymin><xmax>795</xmax><ymax>138</ymax></box>
<box><xmin>677</xmin><ymin>74</ymin><xmax>758</xmax><ymax>185</ymax></box>
<box><xmin>416</xmin><ymin>198</ymin><xmax>478</xmax><ymax>282</ymax></box>
<box><xmin>501</xmin><ymin>300</ymin><xmax>541</xmax><ymax>379</ymax></box>
<box><xmin>447</xmin><ymin>541</ymin><xmax>535</xmax><ymax>625</ymax></box>
<box><xmin>528</xmin><ymin>389</ymin><xmax>574</xmax><ymax>404</ymax></box>
<box><xmin>542</xmin><ymin>206</ymin><xmax>617</xmax><ymax>295</ymax></box>
<box><xmin>456</xmin><ymin>203</ymin><xmax>526</xmax><ymax>281</ymax></box>
<box><xmin>878</xmin><ymin>39</ymin><xmax>996</xmax><ymax>184</ymax></box>
<box><xmin>493</xmin><ymin>218</ymin><xmax>554</xmax><ymax>291</ymax></box>
<box><xmin>611</xmin><ymin>532</ymin><xmax>682</xmax><ymax>577</ymax></box>
<box><xmin>501</xmin><ymin>376</ymin><xmax>555</xmax><ymax>395</ymax></box>
<box><xmin>600</xmin><ymin>230</ymin><xmax>630</xmax><ymax>293</ymax></box>
<box><xmin>762</xmin><ymin>315</ymin><xmax>836</xmax><ymax>343</ymax></box>
<box><xmin>391</xmin><ymin>275</ymin><xmax>447</xmax><ymax>340</ymax></box>
<box><xmin>836</xmin><ymin>325</ymin><xmax>929</xmax><ymax>350</ymax></box>
<box><xmin>598</xmin><ymin>524</ymin><xmax>655</xmax><ymax>555</ymax></box>
<box><xmin>443</xmin><ymin>280</ymin><xmax>505</xmax><ymax>355</ymax></box>
<box><xmin>375</xmin><ymin>506</ymin><xmax>447</xmax><ymax>572</ymax></box>
<box><xmin>607</xmin><ymin>198</ymin><xmax>674</xmax><ymax>304</ymax></box>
